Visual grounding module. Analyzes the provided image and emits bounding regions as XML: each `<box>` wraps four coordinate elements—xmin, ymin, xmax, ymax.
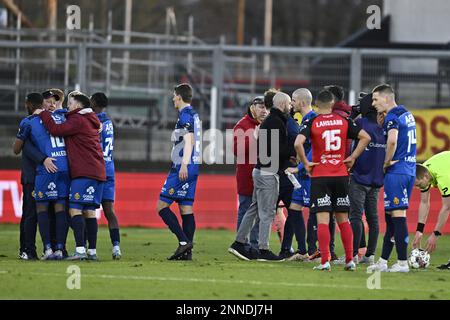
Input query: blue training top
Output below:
<box><xmin>17</xmin><ymin>112</ymin><xmax>69</xmax><ymax>175</ymax></box>
<box><xmin>351</xmin><ymin>117</ymin><xmax>386</xmax><ymax>187</ymax></box>
<box><xmin>97</xmin><ymin>112</ymin><xmax>115</xmax><ymax>178</ymax></box>
<box><xmin>171</xmin><ymin>106</ymin><xmax>201</xmax><ymax>175</ymax></box>
<box><xmin>383</xmin><ymin>105</ymin><xmax>416</xmax><ymax>177</ymax></box>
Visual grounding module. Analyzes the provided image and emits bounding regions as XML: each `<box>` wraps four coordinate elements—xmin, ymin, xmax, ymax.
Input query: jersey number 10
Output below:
<box><xmin>50</xmin><ymin>136</ymin><xmax>65</xmax><ymax>148</ymax></box>
<box><xmin>322</xmin><ymin>129</ymin><xmax>341</xmax><ymax>151</ymax></box>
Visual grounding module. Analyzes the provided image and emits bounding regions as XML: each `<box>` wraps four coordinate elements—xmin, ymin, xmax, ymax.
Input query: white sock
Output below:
<box><xmin>113</xmin><ymin>245</ymin><xmax>120</xmax><ymax>251</ymax></box>
<box><xmin>398</xmin><ymin>260</ymin><xmax>408</xmax><ymax>266</ymax></box>
<box><xmin>76</xmin><ymin>246</ymin><xmax>86</xmax><ymax>254</ymax></box>
<box><xmin>88</xmin><ymin>249</ymin><xmax>97</xmax><ymax>255</ymax></box>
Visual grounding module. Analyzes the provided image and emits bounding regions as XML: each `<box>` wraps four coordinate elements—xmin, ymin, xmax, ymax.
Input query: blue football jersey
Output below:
<box><xmin>383</xmin><ymin>105</ymin><xmax>416</xmax><ymax>176</ymax></box>
<box><xmin>171</xmin><ymin>106</ymin><xmax>201</xmax><ymax>175</ymax></box>
<box><xmin>97</xmin><ymin>112</ymin><xmax>115</xmax><ymax>178</ymax></box>
<box><xmin>301</xmin><ymin>110</ymin><xmax>317</xmax><ymax>156</ymax></box>
<box><xmin>21</xmin><ymin>113</ymin><xmax>69</xmax><ymax>175</ymax></box>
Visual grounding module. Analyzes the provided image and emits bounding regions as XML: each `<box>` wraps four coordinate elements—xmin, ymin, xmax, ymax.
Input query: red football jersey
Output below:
<box><xmin>300</xmin><ymin>113</ymin><xmax>361</xmax><ymax>177</ymax></box>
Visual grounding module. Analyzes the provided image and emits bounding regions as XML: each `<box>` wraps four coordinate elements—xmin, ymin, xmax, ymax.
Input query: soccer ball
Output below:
<box><xmin>408</xmin><ymin>249</ymin><xmax>430</xmax><ymax>269</ymax></box>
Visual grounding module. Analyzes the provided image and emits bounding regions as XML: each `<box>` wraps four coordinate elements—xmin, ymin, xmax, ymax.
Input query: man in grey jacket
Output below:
<box><xmin>229</xmin><ymin>92</ymin><xmax>292</xmax><ymax>261</ymax></box>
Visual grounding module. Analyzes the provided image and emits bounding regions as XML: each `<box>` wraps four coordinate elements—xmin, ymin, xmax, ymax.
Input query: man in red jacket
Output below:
<box><xmin>36</xmin><ymin>93</ymin><xmax>106</xmax><ymax>260</ymax></box>
<box><xmin>233</xmin><ymin>96</ymin><xmax>268</xmax><ymax>249</ymax></box>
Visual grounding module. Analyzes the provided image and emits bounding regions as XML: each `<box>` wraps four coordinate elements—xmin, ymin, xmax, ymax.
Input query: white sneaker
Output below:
<box><xmin>112</xmin><ymin>246</ymin><xmax>122</xmax><ymax>260</ymax></box>
<box><xmin>288</xmin><ymin>252</ymin><xmax>309</xmax><ymax>262</ymax></box>
<box><xmin>367</xmin><ymin>259</ymin><xmax>388</xmax><ymax>272</ymax></box>
<box><xmin>359</xmin><ymin>255</ymin><xmax>375</xmax><ymax>265</ymax></box>
<box><xmin>41</xmin><ymin>248</ymin><xmax>54</xmax><ymax>260</ymax></box>
<box><xmin>313</xmin><ymin>261</ymin><xmax>331</xmax><ymax>271</ymax></box>
<box><xmin>389</xmin><ymin>262</ymin><xmax>409</xmax><ymax>273</ymax></box>
<box><xmin>344</xmin><ymin>260</ymin><xmax>356</xmax><ymax>271</ymax></box>
<box><xmin>333</xmin><ymin>255</ymin><xmax>346</xmax><ymax>265</ymax></box>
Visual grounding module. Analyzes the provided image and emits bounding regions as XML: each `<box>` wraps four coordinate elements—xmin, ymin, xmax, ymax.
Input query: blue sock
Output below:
<box><xmin>55</xmin><ymin>211</ymin><xmax>68</xmax><ymax>250</ymax></box>
<box><xmin>85</xmin><ymin>218</ymin><xmax>98</xmax><ymax>250</ymax></box>
<box><xmin>159</xmin><ymin>207</ymin><xmax>188</xmax><ymax>243</ymax></box>
<box><xmin>392</xmin><ymin>217</ymin><xmax>409</xmax><ymax>261</ymax></box>
<box><xmin>281</xmin><ymin>214</ymin><xmax>294</xmax><ymax>251</ymax></box>
<box><xmin>381</xmin><ymin>213</ymin><xmax>395</xmax><ymax>260</ymax></box>
<box><xmin>109</xmin><ymin>228</ymin><xmax>120</xmax><ymax>247</ymax></box>
<box><xmin>71</xmin><ymin>215</ymin><xmax>85</xmax><ymax>248</ymax></box>
<box><xmin>288</xmin><ymin>209</ymin><xmax>307</xmax><ymax>254</ymax></box>
<box><xmin>181</xmin><ymin>214</ymin><xmax>196</xmax><ymax>243</ymax></box>
<box><xmin>37</xmin><ymin>211</ymin><xmax>51</xmax><ymax>249</ymax></box>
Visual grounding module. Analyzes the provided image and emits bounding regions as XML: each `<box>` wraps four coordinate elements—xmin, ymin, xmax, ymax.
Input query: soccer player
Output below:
<box><xmin>13</xmin><ymin>93</ymin><xmax>70</xmax><ymax>260</ymax></box>
<box><xmin>295</xmin><ymin>90</ymin><xmax>370</xmax><ymax>271</ymax></box>
<box><xmin>412</xmin><ymin>151</ymin><xmax>450</xmax><ymax>269</ymax></box>
<box><xmin>13</xmin><ymin>93</ymin><xmax>58</xmax><ymax>260</ymax></box>
<box><xmin>281</xmin><ymin>88</ymin><xmax>316</xmax><ymax>261</ymax></box>
<box><xmin>157</xmin><ymin>83</ymin><xmax>201</xmax><ymax>261</ymax></box>
<box><xmin>368</xmin><ymin>84</ymin><xmax>417</xmax><ymax>273</ymax></box>
<box><xmin>91</xmin><ymin>92</ymin><xmax>122</xmax><ymax>260</ymax></box>
<box><xmin>36</xmin><ymin>92</ymin><xmax>106</xmax><ymax>260</ymax></box>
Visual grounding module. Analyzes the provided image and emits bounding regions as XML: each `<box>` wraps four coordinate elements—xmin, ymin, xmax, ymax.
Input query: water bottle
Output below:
<box><xmin>286</xmin><ymin>172</ymin><xmax>301</xmax><ymax>189</ymax></box>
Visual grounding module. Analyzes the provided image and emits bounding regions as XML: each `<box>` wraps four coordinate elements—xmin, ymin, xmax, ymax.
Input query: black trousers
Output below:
<box><xmin>20</xmin><ymin>183</ymin><xmax>38</xmax><ymax>254</ymax></box>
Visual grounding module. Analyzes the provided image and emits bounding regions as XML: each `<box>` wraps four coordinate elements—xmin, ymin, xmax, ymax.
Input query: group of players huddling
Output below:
<box><xmin>14</xmin><ymin>89</ymin><xmax>121</xmax><ymax>261</ymax></box>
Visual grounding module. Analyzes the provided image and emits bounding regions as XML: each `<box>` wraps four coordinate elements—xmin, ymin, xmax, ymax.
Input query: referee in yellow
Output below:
<box><xmin>412</xmin><ymin>151</ymin><xmax>450</xmax><ymax>269</ymax></box>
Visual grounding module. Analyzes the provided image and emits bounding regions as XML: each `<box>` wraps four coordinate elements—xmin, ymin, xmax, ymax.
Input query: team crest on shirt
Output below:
<box><xmin>393</xmin><ymin>197</ymin><xmax>400</xmax><ymax>205</ymax></box>
<box><xmin>38</xmin><ymin>191</ymin><xmax>43</xmax><ymax>199</ymax></box>
<box><xmin>74</xmin><ymin>193</ymin><xmax>81</xmax><ymax>200</ymax></box>
<box><xmin>169</xmin><ymin>188</ymin><xmax>175</xmax><ymax>195</ymax></box>
<box><xmin>31</xmin><ymin>190</ymin><xmax>36</xmax><ymax>198</ymax></box>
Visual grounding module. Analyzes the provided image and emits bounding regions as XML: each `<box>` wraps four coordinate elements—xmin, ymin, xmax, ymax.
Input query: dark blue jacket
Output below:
<box><xmin>351</xmin><ymin>117</ymin><xmax>385</xmax><ymax>187</ymax></box>
<box><xmin>21</xmin><ymin>140</ymin><xmax>47</xmax><ymax>185</ymax></box>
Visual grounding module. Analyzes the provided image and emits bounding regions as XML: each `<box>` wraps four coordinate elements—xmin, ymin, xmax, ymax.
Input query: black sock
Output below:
<box><xmin>392</xmin><ymin>217</ymin><xmax>408</xmax><ymax>261</ymax></box>
<box><xmin>288</xmin><ymin>209</ymin><xmax>307</xmax><ymax>254</ymax></box>
<box><xmin>159</xmin><ymin>207</ymin><xmax>188</xmax><ymax>243</ymax></box>
<box><xmin>85</xmin><ymin>218</ymin><xmax>98</xmax><ymax>250</ymax></box>
<box><xmin>109</xmin><ymin>228</ymin><xmax>120</xmax><ymax>246</ymax></box>
<box><xmin>71</xmin><ymin>215</ymin><xmax>86</xmax><ymax>248</ymax></box>
<box><xmin>281</xmin><ymin>214</ymin><xmax>294</xmax><ymax>251</ymax></box>
<box><xmin>181</xmin><ymin>214</ymin><xmax>196</xmax><ymax>243</ymax></box>
<box><xmin>55</xmin><ymin>211</ymin><xmax>68</xmax><ymax>250</ymax></box>
<box><xmin>381</xmin><ymin>213</ymin><xmax>395</xmax><ymax>261</ymax></box>
<box><xmin>37</xmin><ymin>211</ymin><xmax>51</xmax><ymax>249</ymax></box>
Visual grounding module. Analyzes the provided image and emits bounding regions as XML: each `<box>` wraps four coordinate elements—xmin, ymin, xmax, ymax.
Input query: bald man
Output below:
<box><xmin>229</xmin><ymin>92</ymin><xmax>292</xmax><ymax>261</ymax></box>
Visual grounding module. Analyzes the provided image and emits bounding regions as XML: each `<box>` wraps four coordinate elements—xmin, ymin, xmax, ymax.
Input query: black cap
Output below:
<box><xmin>252</xmin><ymin>96</ymin><xmax>265</xmax><ymax>105</ymax></box>
<box><xmin>42</xmin><ymin>90</ymin><xmax>60</xmax><ymax>101</ymax></box>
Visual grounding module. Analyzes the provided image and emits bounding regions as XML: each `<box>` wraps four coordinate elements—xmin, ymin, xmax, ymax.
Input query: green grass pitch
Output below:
<box><xmin>0</xmin><ymin>224</ymin><xmax>450</xmax><ymax>300</ymax></box>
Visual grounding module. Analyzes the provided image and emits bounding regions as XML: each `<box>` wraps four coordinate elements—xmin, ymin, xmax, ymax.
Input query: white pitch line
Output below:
<box><xmin>6</xmin><ymin>271</ymin><xmax>445</xmax><ymax>294</ymax></box>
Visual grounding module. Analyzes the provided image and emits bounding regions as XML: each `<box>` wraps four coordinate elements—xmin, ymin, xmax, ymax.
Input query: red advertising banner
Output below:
<box><xmin>0</xmin><ymin>170</ymin><xmax>447</xmax><ymax>233</ymax></box>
